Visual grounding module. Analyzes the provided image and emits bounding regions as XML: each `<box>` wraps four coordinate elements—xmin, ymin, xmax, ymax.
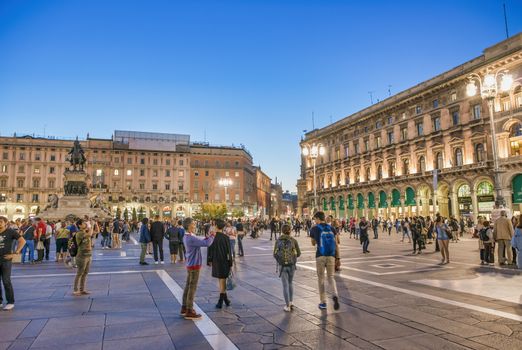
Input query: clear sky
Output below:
<box><xmin>1</xmin><ymin>0</ymin><xmax>522</xmax><ymax>192</ymax></box>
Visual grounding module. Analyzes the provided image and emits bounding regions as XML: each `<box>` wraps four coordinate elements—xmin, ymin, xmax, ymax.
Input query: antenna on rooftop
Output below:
<box><xmin>503</xmin><ymin>2</ymin><xmax>510</xmax><ymax>39</ymax></box>
<box><xmin>368</xmin><ymin>91</ymin><xmax>375</xmax><ymax>105</ymax></box>
<box><xmin>388</xmin><ymin>85</ymin><xmax>392</xmax><ymax>97</ymax></box>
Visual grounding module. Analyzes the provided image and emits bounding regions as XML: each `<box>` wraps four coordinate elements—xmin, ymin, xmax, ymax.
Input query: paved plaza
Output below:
<box><xmin>1</xmin><ymin>230</ymin><xmax>521</xmax><ymax>350</ymax></box>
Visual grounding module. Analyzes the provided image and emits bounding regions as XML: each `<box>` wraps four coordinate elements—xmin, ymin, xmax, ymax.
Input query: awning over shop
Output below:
<box><xmin>339</xmin><ymin>196</ymin><xmax>345</xmax><ymax>210</ymax></box>
<box><xmin>368</xmin><ymin>192</ymin><xmax>376</xmax><ymax>208</ymax></box>
<box><xmin>405</xmin><ymin>187</ymin><xmax>416</xmax><ymax>206</ymax></box>
<box><xmin>391</xmin><ymin>189</ymin><xmax>401</xmax><ymax>207</ymax></box>
<box><xmin>357</xmin><ymin>193</ymin><xmax>364</xmax><ymax>209</ymax></box>
<box><xmin>513</xmin><ymin>174</ymin><xmax>522</xmax><ymax>204</ymax></box>
<box><xmin>348</xmin><ymin>194</ymin><xmax>354</xmax><ymax>209</ymax></box>
<box><xmin>378</xmin><ymin>191</ymin><xmax>388</xmax><ymax>208</ymax></box>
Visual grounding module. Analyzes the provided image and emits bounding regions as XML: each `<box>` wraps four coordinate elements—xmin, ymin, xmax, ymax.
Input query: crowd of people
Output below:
<box><xmin>1</xmin><ymin>209</ymin><xmax>521</xmax><ymax>315</ymax></box>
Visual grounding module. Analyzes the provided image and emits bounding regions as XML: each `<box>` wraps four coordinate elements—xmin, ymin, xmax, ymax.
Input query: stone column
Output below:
<box><xmin>471</xmin><ymin>189</ymin><xmax>478</xmax><ymax>222</ymax></box>
<box><xmin>450</xmin><ymin>191</ymin><xmax>458</xmax><ymax>218</ymax></box>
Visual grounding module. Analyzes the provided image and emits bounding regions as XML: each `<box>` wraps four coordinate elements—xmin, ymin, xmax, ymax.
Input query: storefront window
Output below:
<box><xmin>510</xmin><ymin>123</ymin><xmax>522</xmax><ymax>137</ymax></box>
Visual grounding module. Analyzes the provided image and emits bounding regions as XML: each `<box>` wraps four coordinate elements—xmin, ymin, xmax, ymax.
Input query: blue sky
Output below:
<box><xmin>1</xmin><ymin>0</ymin><xmax>522</xmax><ymax>192</ymax></box>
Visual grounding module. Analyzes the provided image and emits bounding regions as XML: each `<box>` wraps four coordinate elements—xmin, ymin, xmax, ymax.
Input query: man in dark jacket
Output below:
<box><xmin>150</xmin><ymin>215</ymin><xmax>165</xmax><ymax>264</ymax></box>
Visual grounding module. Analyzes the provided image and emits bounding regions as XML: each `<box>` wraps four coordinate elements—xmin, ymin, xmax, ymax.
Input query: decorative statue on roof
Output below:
<box><xmin>67</xmin><ymin>138</ymin><xmax>87</xmax><ymax>171</ymax></box>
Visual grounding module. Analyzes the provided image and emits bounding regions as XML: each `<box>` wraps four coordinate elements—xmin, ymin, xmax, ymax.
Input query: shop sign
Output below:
<box><xmin>478</xmin><ymin>201</ymin><xmax>494</xmax><ymax>213</ymax></box>
<box><xmin>457</xmin><ymin>197</ymin><xmax>472</xmax><ymax>204</ymax></box>
<box><xmin>477</xmin><ymin>195</ymin><xmax>494</xmax><ymax>202</ymax></box>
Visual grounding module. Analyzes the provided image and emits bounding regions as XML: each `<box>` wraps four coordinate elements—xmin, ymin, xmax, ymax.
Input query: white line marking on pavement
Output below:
<box><xmin>156</xmin><ymin>270</ymin><xmax>238</xmax><ymax>350</ymax></box>
<box><xmin>252</xmin><ymin>247</ymin><xmax>272</xmax><ymax>251</ymax></box>
<box><xmin>13</xmin><ymin>270</ymin><xmax>158</xmax><ymax>278</ymax></box>
<box><xmin>130</xmin><ymin>236</ymin><xmax>138</xmax><ymax>245</ymax></box>
<box><xmin>296</xmin><ymin>263</ymin><xmax>522</xmax><ymax>322</ymax></box>
<box><xmin>120</xmin><ymin>251</ymin><xmax>127</xmax><ymax>257</ymax></box>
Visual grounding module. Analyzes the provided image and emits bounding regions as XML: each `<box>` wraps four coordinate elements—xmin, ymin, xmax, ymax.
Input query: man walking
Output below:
<box><xmin>310</xmin><ymin>211</ymin><xmax>340</xmax><ymax>311</ymax></box>
<box><xmin>150</xmin><ymin>215</ymin><xmax>165</xmax><ymax>264</ymax></box>
<box><xmin>494</xmin><ymin>210</ymin><xmax>514</xmax><ymax>265</ymax></box>
<box><xmin>0</xmin><ymin>216</ymin><xmax>26</xmax><ymax>310</ymax></box>
<box><xmin>236</xmin><ymin>219</ymin><xmax>245</xmax><ymax>257</ymax></box>
<box><xmin>371</xmin><ymin>217</ymin><xmax>379</xmax><ymax>239</ymax></box>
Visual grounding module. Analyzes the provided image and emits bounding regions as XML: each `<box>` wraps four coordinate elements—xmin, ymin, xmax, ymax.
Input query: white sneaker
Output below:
<box><xmin>3</xmin><ymin>304</ymin><xmax>14</xmax><ymax>311</ymax></box>
<box><xmin>283</xmin><ymin>305</ymin><xmax>291</xmax><ymax>312</ymax></box>
<box><xmin>155</xmin><ymin>261</ymin><xmax>159</xmax><ymax>265</ymax></box>
<box><xmin>160</xmin><ymin>261</ymin><xmax>165</xmax><ymax>265</ymax></box>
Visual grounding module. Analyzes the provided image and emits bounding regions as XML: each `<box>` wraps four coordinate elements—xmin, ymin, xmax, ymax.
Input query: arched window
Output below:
<box><xmin>365</xmin><ymin>167</ymin><xmax>371</xmax><ymax>182</ymax></box>
<box><xmin>377</xmin><ymin>165</ymin><xmax>383</xmax><ymax>180</ymax></box>
<box><xmin>510</xmin><ymin>123</ymin><xmax>522</xmax><ymax>137</ymax></box>
<box><xmin>477</xmin><ymin>181</ymin><xmax>493</xmax><ymax>195</ymax></box>
<box><xmin>454</xmin><ymin>148</ymin><xmax>463</xmax><ymax>167</ymax></box>
<box><xmin>402</xmin><ymin>158</ymin><xmax>410</xmax><ymax>175</ymax></box>
<box><xmin>475</xmin><ymin>144</ymin><xmax>485</xmax><ymax>162</ymax></box>
<box><xmin>418</xmin><ymin>156</ymin><xmax>426</xmax><ymax>173</ymax></box>
<box><xmin>388</xmin><ymin>161</ymin><xmax>396</xmax><ymax>177</ymax></box>
<box><xmin>435</xmin><ymin>152</ymin><xmax>443</xmax><ymax>170</ymax></box>
<box><xmin>355</xmin><ymin>169</ymin><xmax>360</xmax><ymax>183</ymax></box>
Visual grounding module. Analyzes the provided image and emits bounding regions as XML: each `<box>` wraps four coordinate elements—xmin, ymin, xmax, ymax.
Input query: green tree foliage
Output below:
<box><xmin>132</xmin><ymin>207</ymin><xmax>138</xmax><ymax>222</ymax></box>
<box><xmin>193</xmin><ymin>203</ymin><xmax>227</xmax><ymax>221</ymax></box>
<box><xmin>123</xmin><ymin>208</ymin><xmax>129</xmax><ymax>221</ymax></box>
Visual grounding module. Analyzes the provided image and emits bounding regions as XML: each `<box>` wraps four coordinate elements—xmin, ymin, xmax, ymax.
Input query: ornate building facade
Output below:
<box><xmin>298</xmin><ymin>33</ymin><xmax>522</xmax><ymax>221</ymax></box>
<box><xmin>0</xmin><ymin>130</ymin><xmax>264</xmax><ymax>220</ymax></box>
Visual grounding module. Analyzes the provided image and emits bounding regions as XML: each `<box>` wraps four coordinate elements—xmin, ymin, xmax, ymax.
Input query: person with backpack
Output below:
<box><xmin>310</xmin><ymin>211</ymin><xmax>339</xmax><ymax>311</ymax></box>
<box><xmin>274</xmin><ymin>224</ymin><xmax>301</xmax><ymax>312</ymax></box>
<box><xmin>165</xmin><ymin>220</ymin><xmax>182</xmax><ymax>263</ymax></box>
<box><xmin>138</xmin><ymin>217</ymin><xmax>151</xmax><ymax>265</ymax></box>
<box><xmin>72</xmin><ymin>219</ymin><xmax>92</xmax><ymax>296</ymax></box>
<box><xmin>479</xmin><ymin>220</ymin><xmax>494</xmax><ymax>265</ymax></box>
<box><xmin>20</xmin><ymin>220</ymin><xmax>35</xmax><ymax>264</ymax></box>
<box><xmin>207</xmin><ymin>219</ymin><xmax>233</xmax><ymax>309</ymax></box>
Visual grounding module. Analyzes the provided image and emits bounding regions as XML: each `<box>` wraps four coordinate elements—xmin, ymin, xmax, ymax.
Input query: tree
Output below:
<box><xmin>232</xmin><ymin>208</ymin><xmax>245</xmax><ymax>219</ymax></box>
<box><xmin>138</xmin><ymin>207</ymin><xmax>145</xmax><ymax>220</ymax></box>
<box><xmin>132</xmin><ymin>207</ymin><xmax>138</xmax><ymax>222</ymax></box>
<box><xmin>115</xmin><ymin>207</ymin><xmax>121</xmax><ymax>219</ymax></box>
<box><xmin>195</xmin><ymin>203</ymin><xmax>228</xmax><ymax>221</ymax></box>
<box><xmin>123</xmin><ymin>208</ymin><xmax>129</xmax><ymax>221</ymax></box>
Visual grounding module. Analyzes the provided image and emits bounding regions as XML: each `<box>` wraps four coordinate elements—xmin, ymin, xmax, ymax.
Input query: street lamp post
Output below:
<box><xmin>301</xmin><ymin>143</ymin><xmax>325</xmax><ymax>213</ymax></box>
<box><xmin>218</xmin><ymin>177</ymin><xmax>233</xmax><ymax>207</ymax></box>
<box><xmin>466</xmin><ymin>69</ymin><xmax>513</xmax><ymax>207</ymax></box>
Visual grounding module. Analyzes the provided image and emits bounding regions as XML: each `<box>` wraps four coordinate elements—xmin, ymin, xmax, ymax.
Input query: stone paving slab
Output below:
<box><xmin>373</xmin><ymin>333</ymin><xmax>470</xmax><ymax>350</ymax></box>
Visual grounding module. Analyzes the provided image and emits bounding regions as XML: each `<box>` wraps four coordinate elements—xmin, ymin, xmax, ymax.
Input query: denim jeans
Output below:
<box><xmin>280</xmin><ymin>265</ymin><xmax>295</xmax><ymax>306</ymax></box>
<box><xmin>0</xmin><ymin>260</ymin><xmax>14</xmax><ymax>304</ymax></box>
<box><xmin>403</xmin><ymin>230</ymin><xmax>411</xmax><ymax>241</ymax></box>
<box><xmin>152</xmin><ymin>240</ymin><xmax>164</xmax><ymax>262</ymax></box>
<box><xmin>182</xmin><ymin>269</ymin><xmax>200</xmax><ymax>309</ymax></box>
<box><xmin>362</xmin><ymin>239</ymin><xmax>370</xmax><ymax>252</ymax></box>
<box><xmin>21</xmin><ymin>240</ymin><xmax>35</xmax><ymax>263</ymax></box>
<box><xmin>230</xmin><ymin>239</ymin><xmax>236</xmax><ymax>259</ymax></box>
<box><xmin>101</xmin><ymin>234</ymin><xmax>109</xmax><ymax>248</ymax></box>
<box><xmin>237</xmin><ymin>234</ymin><xmax>244</xmax><ymax>256</ymax></box>
<box><xmin>315</xmin><ymin>256</ymin><xmax>338</xmax><ymax>303</ymax></box>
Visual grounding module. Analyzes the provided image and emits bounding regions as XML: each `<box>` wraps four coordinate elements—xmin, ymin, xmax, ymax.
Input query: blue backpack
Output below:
<box><xmin>318</xmin><ymin>224</ymin><xmax>336</xmax><ymax>256</ymax></box>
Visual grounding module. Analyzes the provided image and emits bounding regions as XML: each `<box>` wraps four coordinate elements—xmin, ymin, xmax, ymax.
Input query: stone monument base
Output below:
<box><xmin>40</xmin><ymin>196</ymin><xmax>111</xmax><ymax>220</ymax></box>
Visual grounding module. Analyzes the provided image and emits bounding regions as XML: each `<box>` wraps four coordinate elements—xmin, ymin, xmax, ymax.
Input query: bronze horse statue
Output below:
<box><xmin>67</xmin><ymin>139</ymin><xmax>87</xmax><ymax>171</ymax></box>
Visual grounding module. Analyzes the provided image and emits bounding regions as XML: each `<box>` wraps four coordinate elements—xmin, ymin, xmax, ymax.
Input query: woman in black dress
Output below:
<box><xmin>207</xmin><ymin>219</ymin><xmax>233</xmax><ymax>308</ymax></box>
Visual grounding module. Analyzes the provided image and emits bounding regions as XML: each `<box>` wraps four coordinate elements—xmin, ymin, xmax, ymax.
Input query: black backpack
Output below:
<box><xmin>479</xmin><ymin>228</ymin><xmax>490</xmax><ymax>242</ymax></box>
<box><xmin>68</xmin><ymin>235</ymin><xmax>79</xmax><ymax>257</ymax></box>
<box><xmin>166</xmin><ymin>226</ymin><xmax>180</xmax><ymax>243</ymax></box>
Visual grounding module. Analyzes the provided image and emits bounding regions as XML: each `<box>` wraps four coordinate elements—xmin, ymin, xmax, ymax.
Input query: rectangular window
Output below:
<box><xmin>178</xmin><ymin>170</ymin><xmax>184</xmax><ymax>177</ymax></box>
<box><xmin>376</xmin><ymin>136</ymin><xmax>381</xmax><ymax>148</ymax></box>
<box><xmin>114</xmin><ymin>169</ymin><xmax>119</xmax><ymax>176</ymax></box>
<box><xmin>165</xmin><ymin>183</ymin><xmax>170</xmax><ymax>190</ymax></box>
<box><xmin>49</xmin><ymin>179</ymin><xmax>55</xmax><ymax>188</ymax></box>
<box><xmin>451</xmin><ymin>92</ymin><xmax>457</xmax><ymax>102</ymax></box>
<box><xmin>2</xmin><ymin>152</ymin><xmax>8</xmax><ymax>160</ymax></box>
<box><xmin>1</xmin><ymin>165</ymin><xmax>7</xmax><ymax>173</ymax></box>
<box><xmin>452</xmin><ymin>111</ymin><xmax>460</xmax><ymax>125</ymax></box>
<box><xmin>35</xmin><ymin>154</ymin><xmax>40</xmax><ymax>161</ymax></box>
<box><xmin>416</xmin><ymin>106</ymin><xmax>422</xmax><ymax>114</ymax></box>
<box><xmin>178</xmin><ymin>181</ymin><xmax>184</xmax><ymax>191</ymax></box>
<box><xmin>17</xmin><ymin>179</ymin><xmax>24</xmax><ymax>188</ymax></box>
<box><xmin>96</xmin><ymin>169</ymin><xmax>102</xmax><ymax>176</ymax></box>
<box><xmin>433</xmin><ymin>99</ymin><xmax>439</xmax><ymax>108</ymax></box>
<box><xmin>153</xmin><ymin>170</ymin><xmax>158</xmax><ymax>177</ymax></box>
<box><xmin>126</xmin><ymin>170</ymin><xmax>132</xmax><ymax>176</ymax></box>
<box><xmin>416</xmin><ymin>122</ymin><xmax>424</xmax><ymax>136</ymax></box>
<box><xmin>235</xmin><ymin>171</ymin><xmax>239</xmax><ymax>177</ymax></box>
<box><xmin>152</xmin><ymin>183</ymin><xmax>158</xmax><ymax>190</ymax></box>
<box><xmin>387</xmin><ymin>116</ymin><xmax>393</xmax><ymax>124</ymax></box>
<box><xmin>127</xmin><ymin>158</ymin><xmax>132</xmax><ymax>164</ymax></box>
<box><xmin>387</xmin><ymin>131</ymin><xmax>394</xmax><ymax>144</ymax></box>
<box><xmin>16</xmin><ymin>194</ymin><xmax>23</xmax><ymax>202</ymax></box>
<box><xmin>179</xmin><ymin>160</ymin><xmax>184</xmax><ymax>166</ymax></box>
<box><xmin>50</xmin><ymin>155</ymin><xmax>56</xmax><ymax>161</ymax></box>
<box><xmin>166</xmin><ymin>159</ymin><xmax>171</xmax><ymax>166</ymax></box>
<box><xmin>32</xmin><ymin>194</ymin><xmax>39</xmax><ymax>202</ymax></box>
<box><xmin>139</xmin><ymin>183</ymin><xmax>145</xmax><ymax>190</ymax></box>
<box><xmin>503</xmin><ymin>100</ymin><xmax>511</xmax><ymax>111</ymax></box>
<box><xmin>344</xmin><ymin>145</ymin><xmax>349</xmax><ymax>158</ymax></box>
<box><xmin>354</xmin><ymin>143</ymin><xmax>359</xmax><ymax>155</ymax></box>
<box><xmin>49</xmin><ymin>167</ymin><xmax>55</xmax><ymax>174</ymax></box>
<box><xmin>18</xmin><ymin>165</ymin><xmax>24</xmax><ymax>173</ymax></box>
<box><xmin>32</xmin><ymin>178</ymin><xmax>40</xmax><ymax>188</ymax></box>
<box><xmin>205</xmin><ymin>170</ymin><xmax>209</xmax><ymax>176</ymax></box>
<box><xmin>225</xmin><ymin>171</ymin><xmax>230</xmax><ymax>177</ymax></box>
<box><xmin>400</xmin><ymin>128</ymin><xmax>407</xmax><ymax>141</ymax></box>
<box><xmin>165</xmin><ymin>170</ymin><xmax>170</xmax><ymax>177</ymax></box>
<box><xmin>235</xmin><ymin>194</ymin><xmax>240</xmax><ymax>201</ymax></box>
<box><xmin>153</xmin><ymin>159</ymin><xmax>158</xmax><ymax>165</ymax></box>
<box><xmin>34</xmin><ymin>167</ymin><xmax>40</xmax><ymax>174</ymax></box>
<box><xmin>140</xmin><ymin>169</ymin><xmax>145</xmax><ymax>176</ymax></box>
<box><xmin>364</xmin><ymin>139</ymin><xmax>369</xmax><ymax>152</ymax></box>
<box><xmin>433</xmin><ymin>117</ymin><xmax>441</xmax><ymax>131</ymax></box>
<box><xmin>19</xmin><ymin>153</ymin><xmax>25</xmax><ymax>160</ymax></box>
<box><xmin>140</xmin><ymin>158</ymin><xmax>145</xmax><ymax>165</ymax></box>
<box><xmin>473</xmin><ymin>104</ymin><xmax>481</xmax><ymax>119</ymax></box>
<box><xmin>205</xmin><ymin>193</ymin><xmax>209</xmax><ymax>201</ymax></box>
<box><xmin>194</xmin><ymin>193</ymin><xmax>199</xmax><ymax>201</ymax></box>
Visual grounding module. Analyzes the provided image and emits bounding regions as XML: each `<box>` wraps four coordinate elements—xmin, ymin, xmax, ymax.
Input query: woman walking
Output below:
<box><xmin>435</xmin><ymin>216</ymin><xmax>450</xmax><ymax>264</ymax></box>
<box><xmin>207</xmin><ymin>219</ymin><xmax>233</xmax><ymax>308</ymax></box>
<box><xmin>73</xmin><ymin>219</ymin><xmax>93</xmax><ymax>296</ymax></box>
<box><xmin>274</xmin><ymin>224</ymin><xmax>301</xmax><ymax>311</ymax></box>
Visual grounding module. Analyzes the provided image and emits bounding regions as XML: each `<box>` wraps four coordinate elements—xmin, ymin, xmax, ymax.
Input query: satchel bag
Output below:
<box><xmin>226</xmin><ymin>271</ymin><xmax>236</xmax><ymax>291</ymax></box>
<box><xmin>36</xmin><ymin>240</ymin><xmax>44</xmax><ymax>250</ymax></box>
